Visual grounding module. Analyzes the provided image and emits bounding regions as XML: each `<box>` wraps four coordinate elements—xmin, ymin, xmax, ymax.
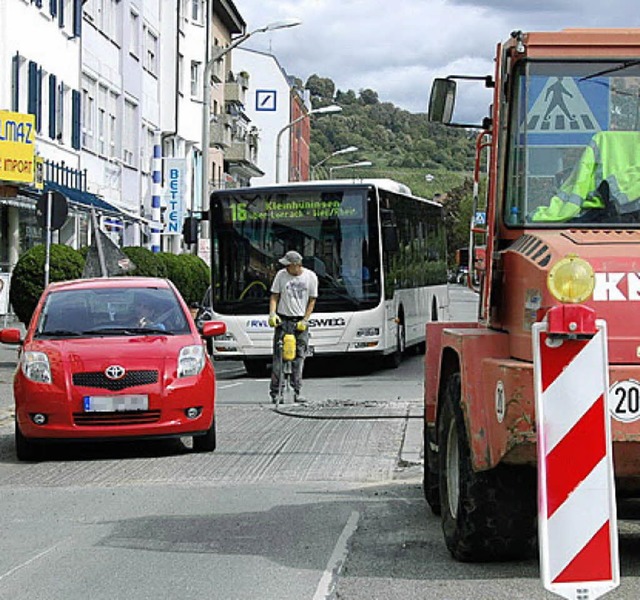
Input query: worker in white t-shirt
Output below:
<box><xmin>268</xmin><ymin>250</ymin><xmax>318</xmax><ymax>403</ymax></box>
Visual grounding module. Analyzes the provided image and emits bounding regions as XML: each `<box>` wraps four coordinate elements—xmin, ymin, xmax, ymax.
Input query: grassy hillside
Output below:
<box><xmin>301</xmin><ymin>74</ymin><xmax>478</xmax><ymax>261</ymax></box>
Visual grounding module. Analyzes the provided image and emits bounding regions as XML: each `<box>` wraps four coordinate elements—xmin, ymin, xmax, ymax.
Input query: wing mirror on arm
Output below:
<box><xmin>0</xmin><ymin>328</ymin><xmax>23</xmax><ymax>345</ymax></box>
<box><xmin>202</xmin><ymin>321</ymin><xmax>227</xmax><ymax>338</ymax></box>
<box><xmin>428</xmin><ymin>78</ymin><xmax>457</xmax><ymax>124</ymax></box>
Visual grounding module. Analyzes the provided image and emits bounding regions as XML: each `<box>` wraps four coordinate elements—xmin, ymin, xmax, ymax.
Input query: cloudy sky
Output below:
<box><xmin>235</xmin><ymin>0</ymin><xmax>635</xmax><ymax>120</ymax></box>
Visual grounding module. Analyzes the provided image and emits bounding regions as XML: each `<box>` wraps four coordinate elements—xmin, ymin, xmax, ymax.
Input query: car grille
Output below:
<box><xmin>72</xmin><ymin>370</ymin><xmax>159</xmax><ymax>391</ymax></box>
<box><xmin>72</xmin><ymin>410</ymin><xmax>162</xmax><ymax>426</ymax></box>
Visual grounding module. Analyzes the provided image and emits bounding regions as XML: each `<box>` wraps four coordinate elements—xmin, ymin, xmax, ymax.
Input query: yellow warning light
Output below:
<box><xmin>547</xmin><ymin>254</ymin><xmax>595</xmax><ymax>304</ymax></box>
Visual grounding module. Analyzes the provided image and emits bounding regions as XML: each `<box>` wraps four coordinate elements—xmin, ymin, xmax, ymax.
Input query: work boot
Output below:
<box><xmin>294</xmin><ymin>392</ymin><xmax>307</xmax><ymax>403</ymax></box>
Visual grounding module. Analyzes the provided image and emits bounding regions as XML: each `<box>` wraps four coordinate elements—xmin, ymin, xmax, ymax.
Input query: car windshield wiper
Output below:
<box><xmin>81</xmin><ymin>326</ymin><xmax>174</xmax><ymax>336</ymax></box>
<box><xmin>123</xmin><ymin>327</ymin><xmax>174</xmax><ymax>336</ymax></box>
<box><xmin>81</xmin><ymin>327</ymin><xmax>136</xmax><ymax>336</ymax></box>
<box><xmin>580</xmin><ymin>60</ymin><xmax>640</xmax><ymax>81</ymax></box>
<box><xmin>38</xmin><ymin>329</ymin><xmax>83</xmax><ymax>337</ymax></box>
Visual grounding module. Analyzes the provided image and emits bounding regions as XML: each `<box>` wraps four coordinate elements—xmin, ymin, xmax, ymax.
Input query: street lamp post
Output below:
<box><xmin>328</xmin><ymin>160</ymin><xmax>373</xmax><ymax>178</ymax></box>
<box><xmin>275</xmin><ymin>105</ymin><xmax>342</xmax><ymax>183</ymax></box>
<box><xmin>311</xmin><ymin>145</ymin><xmax>358</xmax><ymax>180</ymax></box>
<box><xmin>201</xmin><ymin>18</ymin><xmax>301</xmax><ymax>211</ymax></box>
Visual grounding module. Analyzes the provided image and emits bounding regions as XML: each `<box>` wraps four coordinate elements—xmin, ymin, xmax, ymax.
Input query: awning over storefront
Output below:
<box><xmin>44</xmin><ymin>181</ymin><xmax>123</xmax><ymax>217</ymax></box>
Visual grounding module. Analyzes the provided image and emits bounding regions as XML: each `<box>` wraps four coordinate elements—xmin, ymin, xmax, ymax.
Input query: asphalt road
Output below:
<box><xmin>2</xmin><ymin>287</ymin><xmax>640</xmax><ymax>599</ymax></box>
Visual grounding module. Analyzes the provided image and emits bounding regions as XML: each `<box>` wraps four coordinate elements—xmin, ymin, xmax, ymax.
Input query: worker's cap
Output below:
<box><xmin>279</xmin><ymin>250</ymin><xmax>303</xmax><ymax>266</ymax></box>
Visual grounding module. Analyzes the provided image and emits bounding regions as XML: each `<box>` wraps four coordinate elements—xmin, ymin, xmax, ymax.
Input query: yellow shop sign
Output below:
<box><xmin>0</xmin><ymin>110</ymin><xmax>36</xmax><ymax>184</ymax></box>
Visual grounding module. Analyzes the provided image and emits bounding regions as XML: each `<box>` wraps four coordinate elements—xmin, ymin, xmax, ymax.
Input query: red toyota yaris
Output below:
<box><xmin>0</xmin><ymin>277</ymin><xmax>225</xmax><ymax>461</ymax></box>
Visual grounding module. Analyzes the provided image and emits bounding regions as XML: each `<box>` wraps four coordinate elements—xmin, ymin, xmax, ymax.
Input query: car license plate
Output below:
<box><xmin>83</xmin><ymin>394</ymin><xmax>148</xmax><ymax>412</ymax></box>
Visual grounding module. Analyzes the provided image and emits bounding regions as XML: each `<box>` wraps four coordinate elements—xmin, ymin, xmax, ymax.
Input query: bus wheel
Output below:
<box><xmin>243</xmin><ymin>359</ymin><xmax>269</xmax><ymax>378</ymax></box>
<box><xmin>438</xmin><ymin>372</ymin><xmax>537</xmax><ymax>562</ymax></box>
<box><xmin>385</xmin><ymin>319</ymin><xmax>405</xmax><ymax>369</ymax></box>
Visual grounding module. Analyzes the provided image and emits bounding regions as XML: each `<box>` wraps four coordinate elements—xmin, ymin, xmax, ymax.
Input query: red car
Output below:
<box><xmin>0</xmin><ymin>277</ymin><xmax>225</xmax><ymax>461</ymax></box>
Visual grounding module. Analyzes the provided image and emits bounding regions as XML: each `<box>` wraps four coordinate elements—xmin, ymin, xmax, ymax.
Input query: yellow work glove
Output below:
<box><xmin>296</xmin><ymin>319</ymin><xmax>308</xmax><ymax>332</ymax></box>
<box><xmin>268</xmin><ymin>313</ymin><xmax>281</xmax><ymax>328</ymax></box>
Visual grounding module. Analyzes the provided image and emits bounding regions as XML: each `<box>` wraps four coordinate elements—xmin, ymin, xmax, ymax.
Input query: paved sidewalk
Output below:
<box><xmin>0</xmin><ymin>318</ymin><xmax>24</xmax><ymax>426</ymax></box>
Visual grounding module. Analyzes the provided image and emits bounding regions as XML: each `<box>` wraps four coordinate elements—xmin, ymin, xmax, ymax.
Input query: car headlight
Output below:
<box><xmin>547</xmin><ymin>254</ymin><xmax>595</xmax><ymax>303</ymax></box>
<box><xmin>21</xmin><ymin>351</ymin><xmax>52</xmax><ymax>383</ymax></box>
<box><xmin>178</xmin><ymin>345</ymin><xmax>205</xmax><ymax>378</ymax></box>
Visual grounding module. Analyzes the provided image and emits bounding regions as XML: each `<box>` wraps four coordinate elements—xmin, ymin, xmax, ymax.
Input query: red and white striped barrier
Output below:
<box><xmin>533</xmin><ymin>319</ymin><xmax>619</xmax><ymax>600</ymax></box>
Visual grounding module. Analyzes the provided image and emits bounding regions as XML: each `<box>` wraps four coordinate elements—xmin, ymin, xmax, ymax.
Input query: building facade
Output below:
<box><xmin>0</xmin><ymin>0</ymin><xmax>87</xmax><ymax>272</ymax></box>
<box><xmin>234</xmin><ymin>48</ymin><xmax>305</xmax><ymax>185</ymax></box>
<box><xmin>0</xmin><ymin>0</ymin><xmax>308</xmax><ymax>283</ymax></box>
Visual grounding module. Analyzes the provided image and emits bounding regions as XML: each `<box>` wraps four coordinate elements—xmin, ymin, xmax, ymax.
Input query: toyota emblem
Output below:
<box><xmin>105</xmin><ymin>365</ymin><xmax>126</xmax><ymax>380</ymax></box>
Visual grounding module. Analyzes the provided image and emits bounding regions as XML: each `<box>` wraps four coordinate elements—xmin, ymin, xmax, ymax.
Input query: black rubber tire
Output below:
<box><xmin>438</xmin><ymin>373</ymin><xmax>537</xmax><ymax>562</ymax></box>
<box><xmin>423</xmin><ymin>425</ymin><xmax>441</xmax><ymax>515</ymax></box>
<box><xmin>384</xmin><ymin>320</ymin><xmax>405</xmax><ymax>369</ymax></box>
<box><xmin>15</xmin><ymin>418</ymin><xmax>42</xmax><ymax>462</ymax></box>
<box><xmin>243</xmin><ymin>359</ymin><xmax>270</xmax><ymax>378</ymax></box>
<box><xmin>193</xmin><ymin>420</ymin><xmax>216</xmax><ymax>452</ymax></box>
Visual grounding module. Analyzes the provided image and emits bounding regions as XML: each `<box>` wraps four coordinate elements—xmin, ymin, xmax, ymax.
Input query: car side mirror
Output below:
<box><xmin>202</xmin><ymin>321</ymin><xmax>227</xmax><ymax>338</ymax></box>
<box><xmin>0</xmin><ymin>328</ymin><xmax>23</xmax><ymax>345</ymax></box>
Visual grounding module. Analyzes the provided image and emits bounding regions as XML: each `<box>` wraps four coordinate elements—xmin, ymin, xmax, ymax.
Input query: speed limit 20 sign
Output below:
<box><xmin>610</xmin><ymin>379</ymin><xmax>640</xmax><ymax>422</ymax></box>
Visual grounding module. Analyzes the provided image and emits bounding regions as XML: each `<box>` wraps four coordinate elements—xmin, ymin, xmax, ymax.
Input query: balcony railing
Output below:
<box><xmin>224</xmin><ymin>80</ymin><xmax>246</xmax><ymax>104</ymax></box>
<box><xmin>210</xmin><ymin>116</ymin><xmax>231</xmax><ymax>149</ymax></box>
<box><xmin>225</xmin><ymin>140</ymin><xmax>258</xmax><ymax>164</ymax></box>
<box><xmin>43</xmin><ymin>159</ymin><xmax>88</xmax><ymax>191</ymax></box>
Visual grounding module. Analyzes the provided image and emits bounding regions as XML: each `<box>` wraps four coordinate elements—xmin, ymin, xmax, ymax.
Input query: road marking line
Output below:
<box><xmin>0</xmin><ymin>540</ymin><xmax>67</xmax><ymax>582</ymax></box>
<box><xmin>217</xmin><ymin>382</ymin><xmax>243</xmax><ymax>389</ymax></box>
<box><xmin>313</xmin><ymin>510</ymin><xmax>360</xmax><ymax>600</ymax></box>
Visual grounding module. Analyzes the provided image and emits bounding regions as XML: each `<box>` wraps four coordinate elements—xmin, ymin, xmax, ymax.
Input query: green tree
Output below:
<box><xmin>9</xmin><ymin>244</ymin><xmax>85</xmax><ymax>325</ymax></box>
<box><xmin>305</xmin><ymin>74</ymin><xmax>335</xmax><ymax>101</ymax></box>
<box><xmin>359</xmin><ymin>89</ymin><xmax>379</xmax><ymax>105</ymax></box>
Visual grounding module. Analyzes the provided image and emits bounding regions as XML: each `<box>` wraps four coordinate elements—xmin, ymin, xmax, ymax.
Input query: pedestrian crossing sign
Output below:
<box><xmin>525</xmin><ymin>76</ymin><xmax>609</xmax><ymax>146</ymax></box>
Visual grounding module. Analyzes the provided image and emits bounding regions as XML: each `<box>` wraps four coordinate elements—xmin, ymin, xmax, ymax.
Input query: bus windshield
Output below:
<box><xmin>210</xmin><ymin>186</ymin><xmax>381</xmax><ymax>315</ymax></box>
<box><xmin>506</xmin><ymin>60</ymin><xmax>640</xmax><ymax>227</ymax></box>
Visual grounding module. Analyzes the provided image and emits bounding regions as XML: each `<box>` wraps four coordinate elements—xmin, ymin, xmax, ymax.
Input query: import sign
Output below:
<box><xmin>0</xmin><ymin>110</ymin><xmax>36</xmax><ymax>184</ymax></box>
<box><xmin>163</xmin><ymin>158</ymin><xmax>186</xmax><ymax>234</ymax></box>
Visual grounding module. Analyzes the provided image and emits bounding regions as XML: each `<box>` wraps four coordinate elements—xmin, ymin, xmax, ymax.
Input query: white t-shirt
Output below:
<box><xmin>271</xmin><ymin>268</ymin><xmax>318</xmax><ymax>317</ymax></box>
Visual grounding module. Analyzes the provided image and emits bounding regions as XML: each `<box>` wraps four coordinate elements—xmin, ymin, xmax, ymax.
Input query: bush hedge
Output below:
<box><xmin>9</xmin><ymin>244</ymin><xmax>85</xmax><ymax>325</ymax></box>
<box><xmin>9</xmin><ymin>242</ymin><xmax>210</xmax><ymax>325</ymax></box>
<box><xmin>122</xmin><ymin>246</ymin><xmax>168</xmax><ymax>278</ymax></box>
<box><xmin>158</xmin><ymin>252</ymin><xmax>210</xmax><ymax>306</ymax></box>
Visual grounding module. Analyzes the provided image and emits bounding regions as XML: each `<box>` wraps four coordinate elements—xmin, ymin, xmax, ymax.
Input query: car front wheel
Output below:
<box><xmin>193</xmin><ymin>420</ymin><xmax>216</xmax><ymax>452</ymax></box>
<box><xmin>15</xmin><ymin>418</ymin><xmax>43</xmax><ymax>462</ymax></box>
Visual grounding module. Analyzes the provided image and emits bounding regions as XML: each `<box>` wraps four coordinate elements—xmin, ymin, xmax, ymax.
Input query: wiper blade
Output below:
<box><xmin>39</xmin><ymin>329</ymin><xmax>82</xmax><ymax>337</ymax></box>
<box><xmin>321</xmin><ymin>290</ymin><xmax>361</xmax><ymax>306</ymax></box>
<box><xmin>124</xmin><ymin>327</ymin><xmax>174</xmax><ymax>336</ymax></box>
<box><xmin>580</xmin><ymin>59</ymin><xmax>640</xmax><ymax>81</ymax></box>
<box><xmin>81</xmin><ymin>327</ymin><xmax>174</xmax><ymax>336</ymax></box>
<box><xmin>81</xmin><ymin>327</ymin><xmax>134</xmax><ymax>336</ymax></box>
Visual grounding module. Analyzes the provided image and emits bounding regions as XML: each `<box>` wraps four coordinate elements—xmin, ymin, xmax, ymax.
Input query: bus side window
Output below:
<box><xmin>380</xmin><ymin>209</ymin><xmax>399</xmax><ymax>252</ymax></box>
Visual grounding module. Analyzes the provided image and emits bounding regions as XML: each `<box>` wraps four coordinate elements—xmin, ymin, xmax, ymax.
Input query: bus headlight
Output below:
<box><xmin>214</xmin><ymin>331</ymin><xmax>238</xmax><ymax>352</ymax></box>
<box><xmin>547</xmin><ymin>254</ymin><xmax>595</xmax><ymax>303</ymax></box>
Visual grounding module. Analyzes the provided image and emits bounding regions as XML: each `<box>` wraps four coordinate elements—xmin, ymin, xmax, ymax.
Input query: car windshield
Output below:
<box><xmin>506</xmin><ymin>60</ymin><xmax>640</xmax><ymax>227</ymax></box>
<box><xmin>35</xmin><ymin>286</ymin><xmax>190</xmax><ymax>338</ymax></box>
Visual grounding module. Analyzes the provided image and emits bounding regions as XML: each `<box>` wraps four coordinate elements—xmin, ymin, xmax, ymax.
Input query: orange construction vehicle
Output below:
<box><xmin>424</xmin><ymin>29</ymin><xmax>640</xmax><ymax>562</ymax></box>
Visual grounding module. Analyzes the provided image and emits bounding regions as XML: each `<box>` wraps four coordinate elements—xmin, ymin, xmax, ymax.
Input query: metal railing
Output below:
<box><xmin>43</xmin><ymin>159</ymin><xmax>88</xmax><ymax>191</ymax></box>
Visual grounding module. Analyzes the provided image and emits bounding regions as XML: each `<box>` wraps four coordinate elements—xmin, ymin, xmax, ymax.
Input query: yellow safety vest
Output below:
<box><xmin>532</xmin><ymin>131</ymin><xmax>640</xmax><ymax>222</ymax></box>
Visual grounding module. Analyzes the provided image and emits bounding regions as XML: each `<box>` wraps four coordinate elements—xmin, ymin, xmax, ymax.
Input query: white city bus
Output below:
<box><xmin>207</xmin><ymin>179</ymin><xmax>448</xmax><ymax>375</ymax></box>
